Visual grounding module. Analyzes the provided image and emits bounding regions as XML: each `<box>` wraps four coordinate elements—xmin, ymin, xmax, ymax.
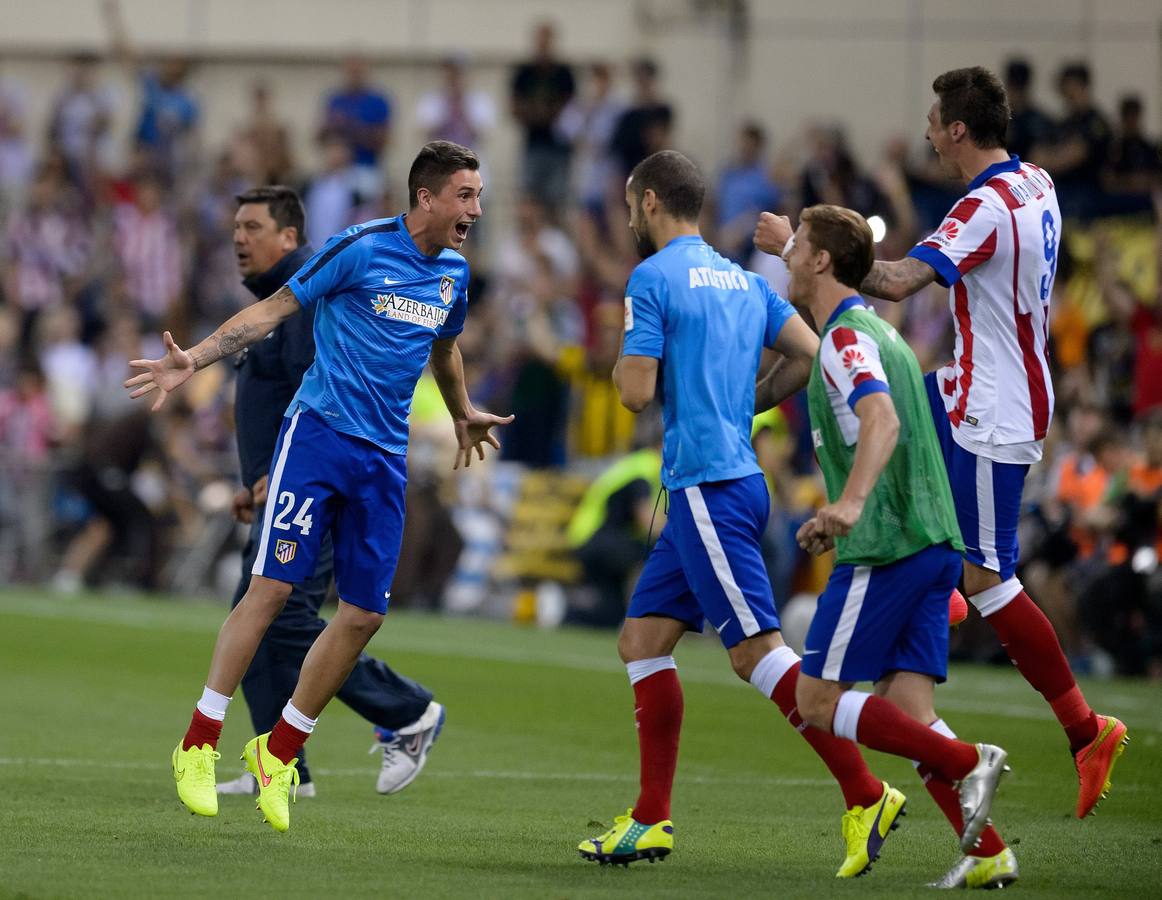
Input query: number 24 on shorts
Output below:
<box><xmin>272</xmin><ymin>491</ymin><xmax>314</xmax><ymax>535</ymax></box>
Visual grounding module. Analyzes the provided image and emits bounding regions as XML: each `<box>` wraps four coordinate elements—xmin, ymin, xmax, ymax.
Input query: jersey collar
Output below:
<box><xmin>967</xmin><ymin>154</ymin><xmax>1021</xmax><ymax>192</ymax></box>
<box><xmin>825</xmin><ymin>295</ymin><xmax>868</xmax><ymax>329</ymax></box>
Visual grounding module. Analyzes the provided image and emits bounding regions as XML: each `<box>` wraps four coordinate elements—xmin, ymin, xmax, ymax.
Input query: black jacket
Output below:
<box><xmin>234</xmin><ymin>244</ymin><xmax>316</xmax><ymax>488</ymax></box>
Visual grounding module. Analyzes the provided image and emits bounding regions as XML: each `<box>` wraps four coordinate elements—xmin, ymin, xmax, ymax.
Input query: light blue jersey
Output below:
<box><xmin>621</xmin><ymin>235</ymin><xmax>794</xmax><ymax>490</ymax></box>
<box><xmin>286</xmin><ymin>216</ymin><xmax>468</xmax><ymax>454</ymax></box>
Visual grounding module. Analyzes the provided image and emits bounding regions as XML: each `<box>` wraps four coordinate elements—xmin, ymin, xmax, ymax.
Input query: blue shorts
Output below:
<box><xmin>627</xmin><ymin>473</ymin><xmax>781</xmax><ymax>649</ymax></box>
<box><xmin>252</xmin><ymin>406</ymin><xmax>407</xmax><ymax>615</ymax></box>
<box><xmin>924</xmin><ymin>372</ymin><xmax>1029</xmax><ymax>580</ymax></box>
<box><xmin>802</xmin><ymin>543</ymin><xmax>961</xmax><ymax>684</ymax></box>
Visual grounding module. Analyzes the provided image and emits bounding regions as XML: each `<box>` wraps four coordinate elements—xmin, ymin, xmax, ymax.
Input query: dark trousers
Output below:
<box><xmin>233</xmin><ymin>514</ymin><xmax>433</xmax><ymax>784</ymax></box>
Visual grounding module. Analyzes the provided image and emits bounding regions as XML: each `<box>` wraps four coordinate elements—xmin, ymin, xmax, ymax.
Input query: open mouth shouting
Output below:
<box><xmin>453</xmin><ymin>220</ymin><xmax>474</xmax><ymax>243</ymax></box>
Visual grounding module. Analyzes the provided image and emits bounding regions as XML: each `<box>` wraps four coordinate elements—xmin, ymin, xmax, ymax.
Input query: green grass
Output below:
<box><xmin>0</xmin><ymin>588</ymin><xmax>1159</xmax><ymax>899</ymax></box>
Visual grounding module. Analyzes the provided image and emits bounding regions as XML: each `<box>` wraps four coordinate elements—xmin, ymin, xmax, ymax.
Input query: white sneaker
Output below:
<box><xmin>370</xmin><ymin>701</ymin><xmax>445</xmax><ymax>795</ymax></box>
<box><xmin>216</xmin><ymin>770</ymin><xmax>316</xmax><ymax>797</ymax></box>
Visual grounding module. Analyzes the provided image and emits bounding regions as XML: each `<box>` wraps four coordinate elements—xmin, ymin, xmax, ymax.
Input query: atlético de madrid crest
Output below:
<box><xmin>439</xmin><ymin>275</ymin><xmax>455</xmax><ymax>306</ymax></box>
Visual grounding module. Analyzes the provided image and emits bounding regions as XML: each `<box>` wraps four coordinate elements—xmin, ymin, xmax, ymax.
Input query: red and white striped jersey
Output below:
<box><xmin>908</xmin><ymin>156</ymin><xmax>1059</xmax><ymax>464</ymax></box>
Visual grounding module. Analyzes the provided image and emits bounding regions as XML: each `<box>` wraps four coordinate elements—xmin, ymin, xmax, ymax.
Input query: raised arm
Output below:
<box><xmin>429</xmin><ymin>336</ymin><xmax>513</xmax><ymax>469</ymax></box>
<box><xmin>858</xmin><ymin>257</ymin><xmax>937</xmax><ymax>303</ymax></box>
<box><xmin>125</xmin><ymin>286</ymin><xmax>301</xmax><ymax>411</ymax></box>
<box><xmin>755</xmin><ymin>313</ymin><xmax>819</xmax><ymax>413</ymax></box>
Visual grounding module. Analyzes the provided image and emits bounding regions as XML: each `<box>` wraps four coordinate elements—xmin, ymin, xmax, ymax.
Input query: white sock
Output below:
<box><xmin>196</xmin><ymin>686</ymin><xmax>231</xmax><ymax>722</ymax></box>
<box><xmin>832</xmin><ymin>690</ymin><xmax>871</xmax><ymax>741</ymax></box>
<box><xmin>968</xmin><ymin>577</ymin><xmax>1023</xmax><ymax>617</ymax></box>
<box><xmin>625</xmin><ymin>656</ymin><xmax>677</xmax><ymax>686</ymax></box>
<box><xmin>281</xmin><ymin>701</ymin><xmax>318</xmax><ymax>734</ymax></box>
<box><xmin>748</xmin><ymin>646</ymin><xmax>799</xmax><ymax>698</ymax></box>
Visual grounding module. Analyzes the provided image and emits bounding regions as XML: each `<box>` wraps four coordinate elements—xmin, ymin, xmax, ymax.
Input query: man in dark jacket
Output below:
<box><xmin>217</xmin><ymin>186</ymin><xmax>443</xmax><ymax>798</ymax></box>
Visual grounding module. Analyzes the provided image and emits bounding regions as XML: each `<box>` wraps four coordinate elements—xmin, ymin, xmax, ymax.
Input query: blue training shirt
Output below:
<box><xmin>285</xmin><ymin>215</ymin><xmax>468</xmax><ymax>455</ymax></box>
<box><xmin>622</xmin><ymin>235</ymin><xmax>795</xmax><ymax>490</ymax></box>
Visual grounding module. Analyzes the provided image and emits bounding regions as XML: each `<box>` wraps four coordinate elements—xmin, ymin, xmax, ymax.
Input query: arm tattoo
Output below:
<box><xmin>214</xmin><ymin>324</ymin><xmax>256</xmax><ymax>359</ymax></box>
<box><xmin>192</xmin><ymin>286</ymin><xmax>298</xmax><ymax>370</ymax></box>
<box><xmin>860</xmin><ymin>258</ymin><xmax>934</xmax><ymax>302</ymax></box>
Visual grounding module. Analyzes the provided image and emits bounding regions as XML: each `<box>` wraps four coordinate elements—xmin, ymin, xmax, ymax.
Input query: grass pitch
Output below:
<box><xmin>1</xmin><ymin>588</ymin><xmax>1159</xmax><ymax>899</ymax></box>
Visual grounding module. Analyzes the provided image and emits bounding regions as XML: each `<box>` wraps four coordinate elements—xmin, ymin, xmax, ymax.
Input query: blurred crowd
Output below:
<box><xmin>0</xmin><ymin>12</ymin><xmax>1160</xmax><ymax>679</ymax></box>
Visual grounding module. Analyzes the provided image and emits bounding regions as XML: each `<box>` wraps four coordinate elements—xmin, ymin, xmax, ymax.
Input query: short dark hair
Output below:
<box><xmin>1004</xmin><ymin>59</ymin><xmax>1032</xmax><ymax>90</ymax></box>
<box><xmin>932</xmin><ymin>66</ymin><xmax>1010</xmax><ymax>150</ymax></box>
<box><xmin>408</xmin><ymin>141</ymin><xmax>480</xmax><ymax>208</ymax></box>
<box><xmin>800</xmin><ymin>204</ymin><xmax>875</xmax><ymax>290</ymax></box>
<box><xmin>1120</xmin><ymin>94</ymin><xmax>1143</xmax><ymax>119</ymax></box>
<box><xmin>235</xmin><ymin>185</ymin><xmax>306</xmax><ymax>246</ymax></box>
<box><xmin>628</xmin><ymin>150</ymin><xmax>705</xmax><ymax>222</ymax></box>
<box><xmin>1058</xmin><ymin>62</ymin><xmax>1091</xmax><ymax>88</ymax></box>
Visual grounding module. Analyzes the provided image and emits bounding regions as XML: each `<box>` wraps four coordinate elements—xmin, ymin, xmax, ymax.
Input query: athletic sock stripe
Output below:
<box><xmin>684</xmin><ymin>486</ymin><xmax>761</xmax><ymax>637</ymax></box>
<box><xmin>253</xmin><ymin>407</ymin><xmax>302</xmax><ymax>575</ymax></box>
<box><xmin>822</xmin><ymin>567</ymin><xmax>871</xmax><ymax>680</ymax></box>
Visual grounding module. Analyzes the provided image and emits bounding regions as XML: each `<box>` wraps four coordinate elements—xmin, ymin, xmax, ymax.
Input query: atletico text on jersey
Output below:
<box><xmin>621</xmin><ymin>235</ymin><xmax>795</xmax><ymax>490</ymax></box>
<box><xmin>807</xmin><ymin>297</ymin><xmax>964</xmax><ymax>567</ymax></box>
<box><xmin>286</xmin><ymin>216</ymin><xmax>469</xmax><ymax>455</ymax></box>
<box><xmin>907</xmin><ymin>155</ymin><xmax>1059</xmax><ymax>464</ymax></box>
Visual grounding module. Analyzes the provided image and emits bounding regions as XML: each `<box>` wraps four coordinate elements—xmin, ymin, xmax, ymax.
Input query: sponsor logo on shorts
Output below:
<box><xmin>439</xmin><ymin>275</ymin><xmax>455</xmax><ymax>306</ymax></box>
<box><xmin>274</xmin><ymin>539</ymin><xmax>297</xmax><ymax>564</ymax></box>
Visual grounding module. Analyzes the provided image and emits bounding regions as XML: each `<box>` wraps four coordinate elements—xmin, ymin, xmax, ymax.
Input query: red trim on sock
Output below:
<box><xmin>631</xmin><ymin>669</ymin><xmax>683</xmax><ymax>825</ymax></box>
<box><xmin>771</xmin><ymin>663</ymin><xmax>882</xmax><ymax>809</ymax></box>
<box><xmin>986</xmin><ymin>592</ymin><xmax>1098</xmax><ymax>751</ymax></box>
<box><xmin>918</xmin><ymin>764</ymin><xmax>1006</xmax><ymax>857</ymax></box>
<box><xmin>855</xmin><ymin>695</ymin><xmax>979</xmax><ymax>781</ymax></box>
<box><xmin>267</xmin><ymin>717</ymin><xmax>311</xmax><ymax>764</ymax></box>
<box><xmin>182</xmin><ymin>708</ymin><xmax>223</xmax><ymax>751</ymax></box>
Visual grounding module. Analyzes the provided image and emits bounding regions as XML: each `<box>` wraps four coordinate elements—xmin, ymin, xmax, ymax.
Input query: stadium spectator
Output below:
<box><xmin>3</xmin><ymin>166</ymin><xmax>91</xmax><ymax>339</ymax></box>
<box><xmin>799</xmin><ymin>123</ymin><xmax>887</xmax><ymax>219</ymax></box>
<box><xmin>104</xmin><ymin>0</ymin><xmax>200</xmax><ymax>181</ymax></box>
<box><xmin>416</xmin><ymin>57</ymin><xmax>497</xmax><ymax>151</ymax></box>
<box><xmin>111</xmin><ymin>170</ymin><xmax>184</xmax><ymax>331</ymax></box>
<box><xmin>715</xmin><ymin>121</ymin><xmax>782</xmax><ymax>262</ymax></box>
<box><xmin>46</xmin><ymin>52</ymin><xmax>116</xmax><ymax>191</ymax></box>
<box><xmin>0</xmin><ymin>357</ymin><xmax>56</xmax><ymax>582</ymax></box>
<box><xmin>1103</xmin><ymin>94</ymin><xmax>1162</xmax><ymax>197</ymax></box>
<box><xmin>319</xmin><ymin>54</ymin><xmax>391</xmax><ymax>198</ymax></box>
<box><xmin>1003</xmin><ymin>58</ymin><xmax>1054</xmax><ymax>163</ymax></box>
<box><xmin>238</xmin><ymin>82</ymin><xmax>295</xmax><ymax>186</ymax></box>
<box><xmin>0</xmin><ymin>75</ymin><xmax>33</xmax><ymax>210</ymax></box>
<box><xmin>609</xmin><ymin>58</ymin><xmax>673</xmax><ymax>180</ymax></box>
<box><xmin>558</xmin><ymin>63</ymin><xmax>625</xmax><ymax>215</ymax></box>
<box><xmin>1034</xmin><ymin>63</ymin><xmax>1112</xmax><ymax>219</ymax></box>
<box><xmin>303</xmin><ymin>130</ymin><xmax>360</xmax><ymax>250</ymax></box>
<box><xmin>510</xmin><ymin>22</ymin><xmax>576</xmax><ymax>215</ymax></box>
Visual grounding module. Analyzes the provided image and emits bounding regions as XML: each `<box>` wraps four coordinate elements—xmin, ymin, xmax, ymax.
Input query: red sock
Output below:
<box><xmin>267</xmin><ymin>716</ymin><xmax>311</xmax><ymax>765</ymax></box>
<box><xmin>631</xmin><ymin>669</ymin><xmax>684</xmax><ymax>825</ymax></box>
<box><xmin>182</xmin><ymin>708</ymin><xmax>223</xmax><ymax>751</ymax></box>
<box><xmin>918</xmin><ymin>764</ymin><xmax>1007</xmax><ymax>858</ymax></box>
<box><xmin>771</xmin><ymin>663</ymin><xmax>882</xmax><ymax>809</ymax></box>
<box><xmin>985</xmin><ymin>591</ymin><xmax>1099</xmax><ymax>752</ymax></box>
<box><xmin>853</xmin><ymin>696</ymin><xmax>979</xmax><ymax>782</ymax></box>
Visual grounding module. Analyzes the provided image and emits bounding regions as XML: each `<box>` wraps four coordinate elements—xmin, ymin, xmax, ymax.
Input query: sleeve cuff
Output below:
<box><xmin>621</xmin><ymin>343</ymin><xmax>664</xmax><ymax>360</ymax></box>
<box><xmin>287</xmin><ymin>279</ymin><xmax>311</xmax><ymax>308</ymax></box>
<box><xmin>847</xmin><ymin>379</ymin><xmax>891</xmax><ymax>410</ymax></box>
<box><xmin>907</xmin><ymin>244</ymin><xmax>960</xmax><ymax>288</ymax></box>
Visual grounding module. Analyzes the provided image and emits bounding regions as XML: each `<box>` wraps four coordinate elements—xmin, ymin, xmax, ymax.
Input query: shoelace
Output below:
<box><xmin>191</xmin><ymin>749</ymin><xmax>221</xmax><ymax>786</ymax></box>
<box><xmin>840</xmin><ymin>809</ymin><xmax>865</xmax><ymax>845</ymax></box>
<box><xmin>272</xmin><ymin>762</ymin><xmax>300</xmax><ymax>804</ymax></box>
<box><xmin>368</xmin><ymin>736</ymin><xmax>401</xmax><ymax>767</ymax></box>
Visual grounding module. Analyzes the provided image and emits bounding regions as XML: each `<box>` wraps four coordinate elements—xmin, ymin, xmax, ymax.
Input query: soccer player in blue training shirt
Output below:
<box><xmin>577</xmin><ymin>150</ymin><xmax>904</xmax><ymax>878</ymax></box>
<box><xmin>127</xmin><ymin>141</ymin><xmax>512</xmax><ymax>833</ymax></box>
<box><xmin>785</xmin><ymin>204</ymin><xmax>1014</xmax><ymax>888</ymax></box>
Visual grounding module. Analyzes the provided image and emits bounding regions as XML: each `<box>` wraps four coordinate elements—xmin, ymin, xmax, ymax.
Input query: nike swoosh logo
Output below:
<box><xmin>384</xmin><ymin>277</ymin><xmax>400</xmax><ymax>285</ymax></box>
<box><xmin>255</xmin><ymin>742</ymin><xmax>273</xmax><ymax>787</ymax></box>
<box><xmin>405</xmin><ymin>734</ymin><xmax>423</xmax><ymax>755</ymax></box>
<box><xmin>714</xmin><ymin>619</ymin><xmax>731</xmax><ymax>634</ymax></box>
<box><xmin>174</xmin><ymin>766</ymin><xmax>185</xmax><ymax>782</ymax></box>
<box><xmin>802</xmin><ymin>649</ymin><xmax>821</xmax><ymax>655</ymax></box>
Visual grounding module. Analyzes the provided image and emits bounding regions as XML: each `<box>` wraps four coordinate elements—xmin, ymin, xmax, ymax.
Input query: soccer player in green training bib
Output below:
<box><xmin>784</xmin><ymin>205</ymin><xmax>1018</xmax><ymax>890</ymax></box>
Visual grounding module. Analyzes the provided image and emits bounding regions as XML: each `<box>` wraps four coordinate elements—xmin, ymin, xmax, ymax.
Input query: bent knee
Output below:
<box><xmin>795</xmin><ymin>683</ymin><xmax>836</xmax><ymax>731</ymax></box>
<box><xmin>242</xmin><ymin>576</ymin><xmax>293</xmax><ymax>616</ymax></box>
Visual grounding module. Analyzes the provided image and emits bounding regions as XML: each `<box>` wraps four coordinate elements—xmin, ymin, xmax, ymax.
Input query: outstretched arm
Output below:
<box><xmin>429</xmin><ymin>336</ymin><xmax>514</xmax><ymax>469</ymax></box>
<box><xmin>125</xmin><ymin>286</ymin><xmax>301</xmax><ymax>411</ymax></box>
<box><xmin>859</xmin><ymin>257</ymin><xmax>937</xmax><ymax>302</ymax></box>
